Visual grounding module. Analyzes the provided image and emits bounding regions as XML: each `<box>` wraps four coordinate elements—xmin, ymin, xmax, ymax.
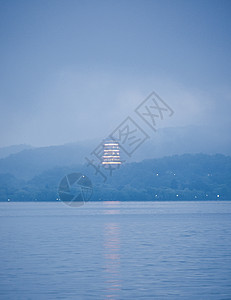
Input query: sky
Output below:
<box><xmin>0</xmin><ymin>0</ymin><xmax>231</xmax><ymax>148</ymax></box>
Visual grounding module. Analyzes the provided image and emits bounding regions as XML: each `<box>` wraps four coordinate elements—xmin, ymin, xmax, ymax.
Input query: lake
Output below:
<box><xmin>0</xmin><ymin>201</ymin><xmax>231</xmax><ymax>299</ymax></box>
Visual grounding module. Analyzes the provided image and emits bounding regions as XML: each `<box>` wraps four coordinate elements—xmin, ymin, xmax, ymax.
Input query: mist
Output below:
<box><xmin>0</xmin><ymin>0</ymin><xmax>230</xmax><ymax>154</ymax></box>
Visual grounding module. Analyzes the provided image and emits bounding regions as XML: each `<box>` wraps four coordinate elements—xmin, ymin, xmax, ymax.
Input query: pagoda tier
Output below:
<box><xmin>102</xmin><ymin>141</ymin><xmax>122</xmax><ymax>165</ymax></box>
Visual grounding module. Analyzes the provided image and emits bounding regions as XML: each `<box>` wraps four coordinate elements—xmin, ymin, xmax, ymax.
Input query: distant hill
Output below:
<box><xmin>0</xmin><ymin>153</ymin><xmax>230</xmax><ymax>201</ymax></box>
<box><xmin>0</xmin><ymin>144</ymin><xmax>32</xmax><ymax>159</ymax></box>
<box><xmin>130</xmin><ymin>125</ymin><xmax>231</xmax><ymax>161</ymax></box>
<box><xmin>0</xmin><ymin>126</ymin><xmax>230</xmax><ymax>180</ymax></box>
<box><xmin>0</xmin><ymin>142</ymin><xmax>94</xmax><ymax>180</ymax></box>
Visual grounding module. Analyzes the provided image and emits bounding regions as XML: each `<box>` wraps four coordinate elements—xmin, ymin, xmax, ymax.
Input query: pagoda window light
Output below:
<box><xmin>102</xmin><ymin>141</ymin><xmax>122</xmax><ymax>166</ymax></box>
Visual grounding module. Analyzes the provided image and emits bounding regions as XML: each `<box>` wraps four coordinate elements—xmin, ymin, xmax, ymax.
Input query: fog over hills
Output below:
<box><xmin>0</xmin><ymin>144</ymin><xmax>32</xmax><ymax>159</ymax></box>
<box><xmin>0</xmin><ymin>141</ymin><xmax>94</xmax><ymax>180</ymax></box>
<box><xmin>0</xmin><ymin>125</ymin><xmax>230</xmax><ymax>180</ymax></box>
<box><xmin>1</xmin><ymin>153</ymin><xmax>230</xmax><ymax>202</ymax></box>
<box><xmin>131</xmin><ymin>125</ymin><xmax>231</xmax><ymax>161</ymax></box>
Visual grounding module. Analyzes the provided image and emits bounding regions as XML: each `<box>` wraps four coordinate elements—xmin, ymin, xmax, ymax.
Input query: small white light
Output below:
<box><xmin>217</xmin><ymin>194</ymin><xmax>220</xmax><ymax>198</ymax></box>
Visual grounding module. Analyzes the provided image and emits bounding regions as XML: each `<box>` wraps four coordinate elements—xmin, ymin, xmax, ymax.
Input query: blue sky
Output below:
<box><xmin>0</xmin><ymin>0</ymin><xmax>231</xmax><ymax>147</ymax></box>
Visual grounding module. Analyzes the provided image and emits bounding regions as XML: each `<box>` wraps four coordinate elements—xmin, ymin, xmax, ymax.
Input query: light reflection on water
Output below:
<box><xmin>102</xmin><ymin>201</ymin><xmax>121</xmax><ymax>215</ymax></box>
<box><xmin>0</xmin><ymin>201</ymin><xmax>231</xmax><ymax>299</ymax></box>
<box><xmin>103</xmin><ymin>222</ymin><xmax>121</xmax><ymax>300</ymax></box>
<box><xmin>103</xmin><ymin>202</ymin><xmax>121</xmax><ymax>300</ymax></box>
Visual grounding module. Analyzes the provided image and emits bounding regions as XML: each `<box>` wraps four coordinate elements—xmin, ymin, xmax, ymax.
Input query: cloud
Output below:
<box><xmin>1</xmin><ymin>67</ymin><xmax>230</xmax><ymax>147</ymax></box>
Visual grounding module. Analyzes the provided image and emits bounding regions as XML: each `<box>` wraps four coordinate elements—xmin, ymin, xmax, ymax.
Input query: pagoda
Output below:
<box><xmin>102</xmin><ymin>141</ymin><xmax>122</xmax><ymax>166</ymax></box>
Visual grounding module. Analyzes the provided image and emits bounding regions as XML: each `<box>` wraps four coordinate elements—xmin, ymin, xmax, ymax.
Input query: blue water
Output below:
<box><xmin>0</xmin><ymin>201</ymin><xmax>231</xmax><ymax>299</ymax></box>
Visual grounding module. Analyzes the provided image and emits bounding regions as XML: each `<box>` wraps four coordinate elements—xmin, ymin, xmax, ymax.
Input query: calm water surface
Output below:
<box><xmin>0</xmin><ymin>201</ymin><xmax>231</xmax><ymax>299</ymax></box>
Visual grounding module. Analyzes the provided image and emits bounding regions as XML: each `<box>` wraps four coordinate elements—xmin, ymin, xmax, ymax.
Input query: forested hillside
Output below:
<box><xmin>0</xmin><ymin>154</ymin><xmax>230</xmax><ymax>201</ymax></box>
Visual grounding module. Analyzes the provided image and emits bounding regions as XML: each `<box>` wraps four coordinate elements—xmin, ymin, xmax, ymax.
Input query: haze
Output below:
<box><xmin>0</xmin><ymin>0</ymin><xmax>230</xmax><ymax>151</ymax></box>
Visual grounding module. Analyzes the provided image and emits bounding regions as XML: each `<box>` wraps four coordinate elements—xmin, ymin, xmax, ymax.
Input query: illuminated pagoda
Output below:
<box><xmin>102</xmin><ymin>141</ymin><xmax>122</xmax><ymax>166</ymax></box>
